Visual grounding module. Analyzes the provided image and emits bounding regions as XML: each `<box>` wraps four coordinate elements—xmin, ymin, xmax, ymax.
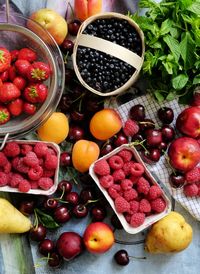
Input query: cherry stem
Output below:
<box><xmin>139</xmin><ymin>121</ymin><xmax>155</xmax><ymax>126</ymax></box>
<box><xmin>66</xmin><ymin>0</ymin><xmax>75</xmax><ymax>19</ymax></box>
<box><xmin>63</xmin><ymin>52</ymin><xmax>69</xmax><ymax>64</ymax></box>
<box><xmin>84</xmin><ymin>199</ymin><xmax>100</xmax><ymax>206</ymax></box>
<box><xmin>78</xmin><ymin>96</ymin><xmax>83</xmax><ymax>112</ymax></box>
<box><xmin>129</xmin><ymin>140</ymin><xmax>148</xmax><ymax>153</ymax></box>
<box><xmin>101</xmin><ymin>139</ymin><xmax>111</xmax><ymax>149</ymax></box>
<box><xmin>163</xmin><ymin>150</ymin><xmax>177</xmax><ymax>175</ymax></box>
<box><xmin>34</xmin><ymin>253</ymin><xmax>51</xmax><ymax>268</ymax></box>
<box><xmin>129</xmin><ymin>255</ymin><xmax>147</xmax><ymax>260</ymax></box>
<box><xmin>72</xmin><ymin>93</ymin><xmax>85</xmax><ymax>104</ymax></box>
<box><xmin>33</xmin><ymin>209</ymin><xmax>39</xmax><ymax>229</ymax></box>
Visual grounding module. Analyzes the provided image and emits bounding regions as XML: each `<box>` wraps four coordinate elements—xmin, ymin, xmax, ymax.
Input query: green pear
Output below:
<box><xmin>0</xmin><ymin>198</ymin><xmax>32</xmax><ymax>233</ymax></box>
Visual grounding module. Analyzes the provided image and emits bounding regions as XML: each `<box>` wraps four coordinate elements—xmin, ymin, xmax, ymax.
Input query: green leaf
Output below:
<box><xmin>180</xmin><ymin>32</ymin><xmax>196</xmax><ymax>69</ymax></box>
<box><xmin>172</xmin><ymin>74</ymin><xmax>189</xmax><ymax>90</ymax></box>
<box><xmin>186</xmin><ymin>1</ymin><xmax>200</xmax><ymax>14</ymax></box>
<box><xmin>193</xmin><ymin>75</ymin><xmax>200</xmax><ymax>85</ymax></box>
<box><xmin>160</xmin><ymin>19</ymin><xmax>172</xmax><ymax>36</ymax></box>
<box><xmin>35</xmin><ymin>208</ymin><xmax>60</xmax><ymax>229</ymax></box>
<box><xmin>154</xmin><ymin>91</ymin><xmax>165</xmax><ymax>102</ymax></box>
<box><xmin>163</xmin><ymin>35</ymin><xmax>180</xmax><ymax>62</ymax></box>
<box><xmin>166</xmin><ymin>91</ymin><xmax>176</xmax><ymax>101</ymax></box>
<box><xmin>139</xmin><ymin>0</ymin><xmax>158</xmax><ymax>9</ymax></box>
<box><xmin>169</xmin><ymin>27</ymin><xmax>180</xmax><ymax>39</ymax></box>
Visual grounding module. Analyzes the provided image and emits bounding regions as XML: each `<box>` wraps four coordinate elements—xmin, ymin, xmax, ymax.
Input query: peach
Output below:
<box><xmin>90</xmin><ymin>108</ymin><xmax>122</xmax><ymax>140</ymax></box>
<box><xmin>83</xmin><ymin>222</ymin><xmax>114</xmax><ymax>254</ymax></box>
<box><xmin>72</xmin><ymin>139</ymin><xmax>100</xmax><ymax>173</ymax></box>
<box><xmin>74</xmin><ymin>0</ymin><xmax>102</xmax><ymax>21</ymax></box>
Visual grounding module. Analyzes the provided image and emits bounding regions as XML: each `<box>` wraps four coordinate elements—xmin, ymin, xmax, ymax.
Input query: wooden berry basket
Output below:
<box><xmin>72</xmin><ymin>12</ymin><xmax>145</xmax><ymax>97</ymax></box>
<box><xmin>89</xmin><ymin>144</ymin><xmax>171</xmax><ymax>234</ymax></box>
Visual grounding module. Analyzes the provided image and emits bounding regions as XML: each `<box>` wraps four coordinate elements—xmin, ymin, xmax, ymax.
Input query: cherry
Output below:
<box><xmin>57</xmin><ymin>180</ymin><xmax>72</xmax><ymax>193</ymax></box>
<box><xmin>145</xmin><ymin>129</ymin><xmax>162</xmax><ymax>147</ymax></box>
<box><xmin>60</xmin><ymin>152</ymin><xmax>72</xmax><ymax>167</ymax></box>
<box><xmin>65</xmin><ymin>68</ymin><xmax>75</xmax><ymax>84</ymax></box>
<box><xmin>44</xmin><ymin>198</ymin><xmax>58</xmax><ymax>210</ymax></box>
<box><xmin>90</xmin><ymin>205</ymin><xmax>106</xmax><ymax>221</ymax></box>
<box><xmin>131</xmin><ymin>133</ymin><xmax>144</xmax><ymax>150</ymax></box>
<box><xmin>54</xmin><ymin>206</ymin><xmax>71</xmax><ymax>223</ymax></box>
<box><xmin>39</xmin><ymin>239</ymin><xmax>54</xmax><ymax>255</ymax></box>
<box><xmin>48</xmin><ymin>252</ymin><xmax>63</xmax><ymax>268</ymax></box>
<box><xmin>139</xmin><ymin>119</ymin><xmax>155</xmax><ymax>132</ymax></box>
<box><xmin>161</xmin><ymin>125</ymin><xmax>175</xmax><ymax>143</ymax></box>
<box><xmin>157</xmin><ymin>107</ymin><xmax>174</xmax><ymax>124</ymax></box>
<box><xmin>114</xmin><ymin>133</ymin><xmax>128</xmax><ymax>147</ymax></box>
<box><xmin>158</xmin><ymin>141</ymin><xmax>168</xmax><ymax>152</ymax></box>
<box><xmin>60</xmin><ymin>38</ymin><xmax>74</xmax><ymax>55</ymax></box>
<box><xmin>129</xmin><ymin>104</ymin><xmax>145</xmax><ymax>121</ymax></box>
<box><xmin>86</xmin><ymin>99</ymin><xmax>100</xmax><ymax>113</ymax></box>
<box><xmin>100</xmin><ymin>143</ymin><xmax>113</xmax><ymax>156</ymax></box>
<box><xmin>68</xmin><ymin>125</ymin><xmax>84</xmax><ymax>142</ymax></box>
<box><xmin>29</xmin><ymin>224</ymin><xmax>47</xmax><ymax>242</ymax></box>
<box><xmin>19</xmin><ymin>200</ymin><xmax>35</xmax><ymax>215</ymax></box>
<box><xmin>64</xmin><ymin>192</ymin><xmax>79</xmax><ymax>205</ymax></box>
<box><xmin>68</xmin><ymin>19</ymin><xmax>81</xmax><ymax>36</ymax></box>
<box><xmin>58</xmin><ymin>94</ymin><xmax>72</xmax><ymax>112</ymax></box>
<box><xmin>141</xmin><ymin>149</ymin><xmax>161</xmax><ymax>163</ymax></box>
<box><xmin>79</xmin><ymin>188</ymin><xmax>95</xmax><ymax>203</ymax></box>
<box><xmin>169</xmin><ymin>173</ymin><xmax>185</xmax><ymax>188</ymax></box>
<box><xmin>114</xmin><ymin>250</ymin><xmax>129</xmax><ymax>266</ymax></box>
<box><xmin>70</xmin><ymin>110</ymin><xmax>85</xmax><ymax>122</ymax></box>
<box><xmin>73</xmin><ymin>204</ymin><xmax>88</xmax><ymax>218</ymax></box>
<box><xmin>111</xmin><ymin>214</ymin><xmax>123</xmax><ymax>229</ymax></box>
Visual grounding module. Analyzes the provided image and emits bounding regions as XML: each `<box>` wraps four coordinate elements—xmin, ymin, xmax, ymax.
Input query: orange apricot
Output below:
<box><xmin>89</xmin><ymin>108</ymin><xmax>122</xmax><ymax>141</ymax></box>
<box><xmin>72</xmin><ymin>139</ymin><xmax>100</xmax><ymax>173</ymax></box>
<box><xmin>74</xmin><ymin>0</ymin><xmax>102</xmax><ymax>21</ymax></box>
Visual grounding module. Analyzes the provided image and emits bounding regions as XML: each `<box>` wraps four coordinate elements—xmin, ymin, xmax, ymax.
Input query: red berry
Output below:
<box><xmin>23</xmin><ymin>102</ymin><xmax>36</xmax><ymax>115</ymax></box>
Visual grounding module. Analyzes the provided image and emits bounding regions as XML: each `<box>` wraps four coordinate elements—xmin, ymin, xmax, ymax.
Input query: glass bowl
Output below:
<box><xmin>0</xmin><ymin>12</ymin><xmax>65</xmax><ymax>141</ymax></box>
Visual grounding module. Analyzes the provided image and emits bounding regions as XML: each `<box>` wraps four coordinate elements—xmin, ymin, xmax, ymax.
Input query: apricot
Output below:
<box><xmin>72</xmin><ymin>139</ymin><xmax>100</xmax><ymax>173</ymax></box>
<box><xmin>74</xmin><ymin>0</ymin><xmax>102</xmax><ymax>21</ymax></box>
<box><xmin>90</xmin><ymin>108</ymin><xmax>122</xmax><ymax>141</ymax></box>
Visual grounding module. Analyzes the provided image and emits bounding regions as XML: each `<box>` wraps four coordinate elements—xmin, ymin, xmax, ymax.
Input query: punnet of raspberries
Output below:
<box><xmin>0</xmin><ymin>141</ymin><xmax>58</xmax><ymax>193</ymax></box>
<box><xmin>93</xmin><ymin>148</ymin><xmax>167</xmax><ymax>228</ymax></box>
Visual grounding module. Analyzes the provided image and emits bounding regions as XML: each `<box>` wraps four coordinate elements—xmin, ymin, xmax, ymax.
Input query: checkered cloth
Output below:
<box><xmin>117</xmin><ymin>93</ymin><xmax>200</xmax><ymax>221</ymax></box>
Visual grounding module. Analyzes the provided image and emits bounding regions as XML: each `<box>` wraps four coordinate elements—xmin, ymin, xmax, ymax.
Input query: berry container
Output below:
<box><xmin>0</xmin><ymin>11</ymin><xmax>65</xmax><ymax>141</ymax></box>
<box><xmin>89</xmin><ymin>144</ymin><xmax>171</xmax><ymax>234</ymax></box>
<box><xmin>0</xmin><ymin>140</ymin><xmax>60</xmax><ymax>196</ymax></box>
<box><xmin>72</xmin><ymin>12</ymin><xmax>145</xmax><ymax>97</ymax></box>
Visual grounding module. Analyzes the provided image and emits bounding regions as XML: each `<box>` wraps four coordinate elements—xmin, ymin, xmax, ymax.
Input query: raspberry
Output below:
<box><xmin>18</xmin><ymin>180</ymin><xmax>31</xmax><ymax>193</ymax></box>
<box><xmin>108</xmin><ymin>155</ymin><xmax>124</xmax><ymax>170</ymax></box>
<box><xmin>3</xmin><ymin>142</ymin><xmax>20</xmax><ymax>158</ymax></box>
<box><xmin>123</xmin><ymin>161</ymin><xmax>136</xmax><ymax>176</ymax></box>
<box><xmin>123</xmin><ymin>188</ymin><xmax>138</xmax><ymax>201</ymax></box>
<box><xmin>11</xmin><ymin>157</ymin><xmax>20</xmax><ymax>170</ymax></box>
<box><xmin>44</xmin><ymin>154</ymin><xmax>58</xmax><ymax>170</ymax></box>
<box><xmin>10</xmin><ymin>173</ymin><xmax>24</xmax><ymax>188</ymax></box>
<box><xmin>16</xmin><ymin>158</ymin><xmax>29</xmax><ymax>173</ymax></box>
<box><xmin>43</xmin><ymin>169</ymin><xmax>55</xmax><ymax>178</ymax></box>
<box><xmin>118</xmin><ymin>149</ymin><xmax>132</xmax><ymax>162</ymax></box>
<box><xmin>23</xmin><ymin>152</ymin><xmax>39</xmax><ymax>167</ymax></box>
<box><xmin>4</xmin><ymin>161</ymin><xmax>11</xmax><ymax>174</ymax></box>
<box><xmin>129</xmin><ymin>200</ymin><xmax>139</xmax><ymax>214</ymax></box>
<box><xmin>47</xmin><ymin>148</ymin><xmax>56</xmax><ymax>155</ymax></box>
<box><xmin>0</xmin><ymin>172</ymin><xmax>9</xmax><ymax>186</ymax></box>
<box><xmin>99</xmin><ymin>175</ymin><xmax>114</xmax><ymax>188</ymax></box>
<box><xmin>114</xmin><ymin>196</ymin><xmax>130</xmax><ymax>213</ymax></box>
<box><xmin>137</xmin><ymin>177</ymin><xmax>150</xmax><ymax>195</ymax></box>
<box><xmin>151</xmin><ymin>198</ymin><xmax>166</xmax><ymax>213</ymax></box>
<box><xmin>0</xmin><ymin>152</ymin><xmax>8</xmax><ymax>166</ymax></box>
<box><xmin>28</xmin><ymin>165</ymin><xmax>43</xmax><ymax>180</ymax></box>
<box><xmin>129</xmin><ymin>175</ymin><xmax>140</xmax><ymax>185</ymax></box>
<box><xmin>38</xmin><ymin>177</ymin><xmax>54</xmax><ymax>190</ymax></box>
<box><xmin>108</xmin><ymin>184</ymin><xmax>122</xmax><ymax>199</ymax></box>
<box><xmin>125</xmin><ymin>213</ymin><xmax>131</xmax><ymax>223</ymax></box>
<box><xmin>121</xmin><ymin>179</ymin><xmax>133</xmax><ymax>190</ymax></box>
<box><xmin>30</xmin><ymin>180</ymin><xmax>39</xmax><ymax>189</ymax></box>
<box><xmin>20</xmin><ymin>144</ymin><xmax>33</xmax><ymax>155</ymax></box>
<box><xmin>139</xmin><ymin>199</ymin><xmax>151</xmax><ymax>213</ymax></box>
<box><xmin>112</xmin><ymin>169</ymin><xmax>125</xmax><ymax>181</ymax></box>
<box><xmin>38</xmin><ymin>158</ymin><xmax>44</xmax><ymax>166</ymax></box>
<box><xmin>148</xmin><ymin>185</ymin><xmax>162</xmax><ymax>200</ymax></box>
<box><xmin>130</xmin><ymin>163</ymin><xmax>144</xmax><ymax>177</ymax></box>
<box><xmin>94</xmin><ymin>159</ymin><xmax>110</xmax><ymax>176</ymax></box>
<box><xmin>123</xmin><ymin>119</ymin><xmax>139</xmax><ymax>137</ymax></box>
<box><xmin>183</xmin><ymin>183</ymin><xmax>199</xmax><ymax>197</ymax></box>
<box><xmin>34</xmin><ymin>142</ymin><xmax>48</xmax><ymax>158</ymax></box>
<box><xmin>130</xmin><ymin>213</ymin><xmax>145</xmax><ymax>228</ymax></box>
<box><xmin>185</xmin><ymin>167</ymin><xmax>200</xmax><ymax>184</ymax></box>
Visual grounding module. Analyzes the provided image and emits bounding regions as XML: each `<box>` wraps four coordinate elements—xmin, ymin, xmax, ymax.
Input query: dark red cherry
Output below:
<box><xmin>70</xmin><ymin>110</ymin><xmax>85</xmax><ymax>122</ymax></box>
<box><xmin>139</xmin><ymin>119</ymin><xmax>155</xmax><ymax>132</ymax></box>
<box><xmin>73</xmin><ymin>204</ymin><xmax>88</xmax><ymax>218</ymax></box>
<box><xmin>141</xmin><ymin>149</ymin><xmax>161</xmax><ymax>163</ymax></box>
<box><xmin>48</xmin><ymin>252</ymin><xmax>63</xmax><ymax>268</ymax></box>
<box><xmin>129</xmin><ymin>104</ymin><xmax>145</xmax><ymax>121</ymax></box>
<box><xmin>19</xmin><ymin>200</ymin><xmax>35</xmax><ymax>215</ymax></box>
<box><xmin>68</xmin><ymin>19</ymin><xmax>81</xmax><ymax>36</ymax></box>
<box><xmin>91</xmin><ymin>205</ymin><xmax>106</xmax><ymax>221</ymax></box>
<box><xmin>29</xmin><ymin>224</ymin><xmax>47</xmax><ymax>242</ymax></box>
<box><xmin>114</xmin><ymin>250</ymin><xmax>129</xmax><ymax>266</ymax></box>
<box><xmin>114</xmin><ymin>133</ymin><xmax>128</xmax><ymax>147</ymax></box>
<box><xmin>161</xmin><ymin>125</ymin><xmax>175</xmax><ymax>143</ymax></box>
<box><xmin>169</xmin><ymin>173</ymin><xmax>185</xmax><ymax>188</ymax></box>
<box><xmin>131</xmin><ymin>133</ymin><xmax>144</xmax><ymax>150</ymax></box>
<box><xmin>39</xmin><ymin>239</ymin><xmax>54</xmax><ymax>255</ymax></box>
<box><xmin>100</xmin><ymin>143</ymin><xmax>113</xmax><ymax>156</ymax></box>
<box><xmin>60</xmin><ymin>152</ymin><xmax>72</xmax><ymax>167</ymax></box>
<box><xmin>60</xmin><ymin>39</ymin><xmax>74</xmax><ymax>55</ymax></box>
<box><xmin>68</xmin><ymin>125</ymin><xmax>84</xmax><ymax>142</ymax></box>
<box><xmin>79</xmin><ymin>188</ymin><xmax>95</xmax><ymax>203</ymax></box>
<box><xmin>64</xmin><ymin>192</ymin><xmax>79</xmax><ymax>205</ymax></box>
<box><xmin>44</xmin><ymin>198</ymin><xmax>58</xmax><ymax>210</ymax></box>
<box><xmin>145</xmin><ymin>129</ymin><xmax>162</xmax><ymax>147</ymax></box>
<box><xmin>54</xmin><ymin>206</ymin><xmax>71</xmax><ymax>223</ymax></box>
<box><xmin>57</xmin><ymin>180</ymin><xmax>72</xmax><ymax>193</ymax></box>
<box><xmin>157</xmin><ymin>107</ymin><xmax>174</xmax><ymax>124</ymax></box>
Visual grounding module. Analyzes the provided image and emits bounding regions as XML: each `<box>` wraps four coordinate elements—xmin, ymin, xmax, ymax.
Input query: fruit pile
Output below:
<box><xmin>93</xmin><ymin>148</ymin><xmax>167</xmax><ymax>228</ymax></box>
<box><xmin>0</xmin><ymin>47</ymin><xmax>50</xmax><ymax>125</ymax></box>
<box><xmin>76</xmin><ymin>17</ymin><xmax>142</xmax><ymax>93</ymax></box>
<box><xmin>0</xmin><ymin>141</ymin><xmax>58</xmax><ymax>192</ymax></box>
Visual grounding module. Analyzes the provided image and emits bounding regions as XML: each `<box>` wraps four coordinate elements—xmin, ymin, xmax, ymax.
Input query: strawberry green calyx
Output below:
<box><xmin>0</xmin><ymin>50</ymin><xmax>5</xmax><ymax>63</ymax></box>
<box><xmin>29</xmin><ymin>87</ymin><xmax>38</xmax><ymax>98</ymax></box>
<box><xmin>31</xmin><ymin>68</ymin><xmax>46</xmax><ymax>81</ymax></box>
<box><xmin>0</xmin><ymin>109</ymin><xmax>9</xmax><ymax>124</ymax></box>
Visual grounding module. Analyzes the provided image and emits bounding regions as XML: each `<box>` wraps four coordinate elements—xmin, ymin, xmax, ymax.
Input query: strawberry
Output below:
<box><xmin>8</xmin><ymin>98</ymin><xmax>23</xmax><ymax>116</ymax></box>
<box><xmin>8</xmin><ymin>66</ymin><xmax>17</xmax><ymax>81</ymax></box>
<box><xmin>0</xmin><ymin>70</ymin><xmax>9</xmax><ymax>82</ymax></box>
<box><xmin>13</xmin><ymin>76</ymin><xmax>27</xmax><ymax>90</ymax></box>
<box><xmin>0</xmin><ymin>82</ymin><xmax>21</xmax><ymax>103</ymax></box>
<box><xmin>15</xmin><ymin>59</ymin><xmax>31</xmax><ymax>77</ymax></box>
<box><xmin>18</xmin><ymin>48</ymin><xmax>37</xmax><ymax>63</ymax></box>
<box><xmin>0</xmin><ymin>47</ymin><xmax>11</xmax><ymax>73</ymax></box>
<box><xmin>10</xmin><ymin>50</ymin><xmax>19</xmax><ymax>62</ymax></box>
<box><xmin>0</xmin><ymin>79</ymin><xmax>2</xmax><ymax>88</ymax></box>
<box><xmin>26</xmin><ymin>61</ymin><xmax>50</xmax><ymax>82</ymax></box>
<box><xmin>0</xmin><ymin>105</ymin><xmax>10</xmax><ymax>124</ymax></box>
<box><xmin>23</xmin><ymin>84</ymin><xmax>40</xmax><ymax>103</ymax></box>
<box><xmin>37</xmin><ymin>83</ymin><xmax>48</xmax><ymax>103</ymax></box>
<box><xmin>23</xmin><ymin>102</ymin><xmax>36</xmax><ymax>115</ymax></box>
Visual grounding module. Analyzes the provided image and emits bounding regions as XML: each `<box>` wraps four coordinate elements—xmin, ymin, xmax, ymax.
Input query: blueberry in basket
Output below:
<box><xmin>76</xmin><ymin>17</ymin><xmax>143</xmax><ymax>93</ymax></box>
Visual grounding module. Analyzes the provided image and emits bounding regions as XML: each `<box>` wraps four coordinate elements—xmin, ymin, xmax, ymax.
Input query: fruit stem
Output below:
<box><xmin>129</xmin><ymin>140</ymin><xmax>148</xmax><ymax>153</ymax></box>
<box><xmin>63</xmin><ymin>52</ymin><xmax>69</xmax><ymax>64</ymax></box>
<box><xmin>129</xmin><ymin>255</ymin><xmax>147</xmax><ymax>260</ymax></box>
<box><xmin>163</xmin><ymin>150</ymin><xmax>177</xmax><ymax>175</ymax></box>
<box><xmin>85</xmin><ymin>199</ymin><xmax>100</xmax><ymax>206</ymax></box>
<box><xmin>33</xmin><ymin>209</ymin><xmax>39</xmax><ymax>229</ymax></box>
<box><xmin>66</xmin><ymin>0</ymin><xmax>75</xmax><ymax>19</ymax></box>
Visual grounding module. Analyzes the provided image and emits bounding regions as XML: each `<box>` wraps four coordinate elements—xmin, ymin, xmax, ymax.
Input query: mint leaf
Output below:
<box><xmin>172</xmin><ymin>74</ymin><xmax>189</xmax><ymax>90</ymax></box>
<box><xmin>193</xmin><ymin>75</ymin><xmax>200</xmax><ymax>85</ymax></box>
<box><xmin>180</xmin><ymin>32</ymin><xmax>196</xmax><ymax>69</ymax></box>
<box><xmin>186</xmin><ymin>1</ymin><xmax>200</xmax><ymax>14</ymax></box>
<box><xmin>160</xmin><ymin>19</ymin><xmax>172</xmax><ymax>36</ymax></box>
<box><xmin>166</xmin><ymin>91</ymin><xmax>176</xmax><ymax>101</ymax></box>
<box><xmin>154</xmin><ymin>91</ymin><xmax>165</xmax><ymax>102</ymax></box>
<box><xmin>163</xmin><ymin>35</ymin><xmax>180</xmax><ymax>62</ymax></box>
<box><xmin>35</xmin><ymin>208</ymin><xmax>60</xmax><ymax>229</ymax></box>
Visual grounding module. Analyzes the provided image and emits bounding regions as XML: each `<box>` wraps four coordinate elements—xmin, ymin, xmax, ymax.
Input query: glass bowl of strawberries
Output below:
<box><xmin>0</xmin><ymin>12</ymin><xmax>65</xmax><ymax>141</ymax></box>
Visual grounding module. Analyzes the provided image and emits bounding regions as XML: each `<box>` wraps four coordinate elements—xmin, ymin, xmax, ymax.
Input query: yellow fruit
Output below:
<box><xmin>0</xmin><ymin>198</ymin><xmax>32</xmax><ymax>233</ymax></box>
<box><xmin>145</xmin><ymin>211</ymin><xmax>193</xmax><ymax>253</ymax></box>
<box><xmin>72</xmin><ymin>139</ymin><xmax>100</xmax><ymax>173</ymax></box>
<box><xmin>37</xmin><ymin>112</ymin><xmax>69</xmax><ymax>144</ymax></box>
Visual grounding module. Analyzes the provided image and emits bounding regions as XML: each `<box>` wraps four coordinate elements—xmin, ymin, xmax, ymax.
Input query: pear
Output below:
<box><xmin>145</xmin><ymin>211</ymin><xmax>193</xmax><ymax>253</ymax></box>
<box><xmin>0</xmin><ymin>198</ymin><xmax>32</xmax><ymax>233</ymax></box>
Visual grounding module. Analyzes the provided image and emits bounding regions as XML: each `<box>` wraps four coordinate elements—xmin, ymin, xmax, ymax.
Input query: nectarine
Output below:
<box><xmin>74</xmin><ymin>0</ymin><xmax>102</xmax><ymax>21</ymax></box>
